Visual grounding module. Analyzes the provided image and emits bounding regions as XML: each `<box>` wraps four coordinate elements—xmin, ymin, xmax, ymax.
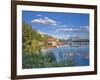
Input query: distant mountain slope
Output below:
<box><xmin>67</xmin><ymin>37</ymin><xmax>89</xmax><ymax>42</ymax></box>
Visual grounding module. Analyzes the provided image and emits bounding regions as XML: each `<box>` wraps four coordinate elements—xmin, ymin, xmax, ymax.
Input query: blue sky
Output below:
<box><xmin>22</xmin><ymin>11</ymin><xmax>89</xmax><ymax>40</ymax></box>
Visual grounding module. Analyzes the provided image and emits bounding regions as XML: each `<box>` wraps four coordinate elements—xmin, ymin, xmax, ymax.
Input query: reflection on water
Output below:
<box><xmin>41</xmin><ymin>42</ymin><xmax>89</xmax><ymax>66</ymax></box>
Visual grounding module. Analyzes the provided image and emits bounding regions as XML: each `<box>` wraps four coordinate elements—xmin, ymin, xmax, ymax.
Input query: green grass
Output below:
<box><xmin>22</xmin><ymin>51</ymin><xmax>75</xmax><ymax>69</ymax></box>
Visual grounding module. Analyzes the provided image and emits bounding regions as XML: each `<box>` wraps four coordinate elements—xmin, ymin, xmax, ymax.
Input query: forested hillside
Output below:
<box><xmin>22</xmin><ymin>22</ymin><xmax>52</xmax><ymax>54</ymax></box>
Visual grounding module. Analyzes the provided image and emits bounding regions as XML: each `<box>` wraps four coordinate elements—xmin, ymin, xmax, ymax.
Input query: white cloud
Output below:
<box><xmin>37</xmin><ymin>30</ymin><xmax>46</xmax><ymax>35</ymax></box>
<box><xmin>37</xmin><ymin>14</ymin><xmax>42</xmax><ymax>17</ymax></box>
<box><xmin>31</xmin><ymin>16</ymin><xmax>57</xmax><ymax>26</ymax></box>
<box><xmin>56</xmin><ymin>28</ymin><xmax>73</xmax><ymax>32</ymax></box>
<box><xmin>66</xmin><ymin>35</ymin><xmax>70</xmax><ymax>38</ymax></box>
<box><xmin>60</xmin><ymin>25</ymin><xmax>68</xmax><ymax>28</ymax></box>
<box><xmin>84</xmin><ymin>26</ymin><xmax>89</xmax><ymax>31</ymax></box>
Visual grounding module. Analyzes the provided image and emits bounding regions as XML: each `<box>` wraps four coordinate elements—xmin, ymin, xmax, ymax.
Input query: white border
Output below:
<box><xmin>17</xmin><ymin>5</ymin><xmax>94</xmax><ymax>75</ymax></box>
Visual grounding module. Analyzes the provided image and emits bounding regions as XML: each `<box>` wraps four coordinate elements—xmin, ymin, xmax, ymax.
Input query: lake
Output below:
<box><xmin>42</xmin><ymin>42</ymin><xmax>89</xmax><ymax>67</ymax></box>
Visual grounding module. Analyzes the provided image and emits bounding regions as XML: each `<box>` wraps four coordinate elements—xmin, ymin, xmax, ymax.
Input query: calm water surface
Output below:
<box><xmin>42</xmin><ymin>42</ymin><xmax>89</xmax><ymax>66</ymax></box>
